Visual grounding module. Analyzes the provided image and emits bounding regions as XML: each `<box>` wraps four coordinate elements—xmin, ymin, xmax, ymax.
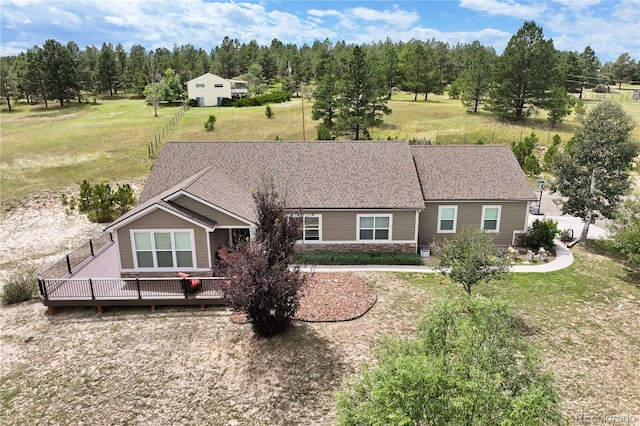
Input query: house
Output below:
<box><xmin>186</xmin><ymin>73</ymin><xmax>248</xmax><ymax>106</ymax></box>
<box><xmin>411</xmin><ymin>145</ymin><xmax>537</xmax><ymax>247</ymax></box>
<box><xmin>105</xmin><ymin>141</ymin><xmax>536</xmax><ymax>278</ymax></box>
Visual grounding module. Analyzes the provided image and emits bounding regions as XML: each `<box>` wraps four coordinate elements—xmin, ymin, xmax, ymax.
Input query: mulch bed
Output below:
<box><xmin>229</xmin><ymin>273</ymin><xmax>377</xmax><ymax>324</ymax></box>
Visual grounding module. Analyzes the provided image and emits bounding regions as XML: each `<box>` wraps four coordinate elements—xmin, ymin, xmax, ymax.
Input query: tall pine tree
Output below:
<box><xmin>336</xmin><ymin>45</ymin><xmax>390</xmax><ymax>140</ymax></box>
<box><xmin>487</xmin><ymin>21</ymin><xmax>557</xmax><ymax>120</ymax></box>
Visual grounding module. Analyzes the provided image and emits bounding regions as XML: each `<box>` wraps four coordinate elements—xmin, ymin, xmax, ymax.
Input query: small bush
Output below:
<box><xmin>75</xmin><ymin>180</ymin><xmax>137</xmax><ymax>223</ymax></box>
<box><xmin>265</xmin><ymin>105</ymin><xmax>274</xmax><ymax>119</ymax></box>
<box><xmin>293</xmin><ymin>251</ymin><xmax>424</xmax><ymax>265</ymax></box>
<box><xmin>188</xmin><ymin>98</ymin><xmax>198</xmax><ymax>107</ymax></box>
<box><xmin>220</xmin><ymin>97</ymin><xmax>235</xmax><ymax>107</ymax></box>
<box><xmin>204</xmin><ymin>114</ymin><xmax>217</xmax><ymax>131</ymax></box>
<box><xmin>522</xmin><ymin>218</ymin><xmax>559</xmax><ymax>250</ymax></box>
<box><xmin>2</xmin><ymin>269</ymin><xmax>38</xmax><ymax>305</ymax></box>
<box><xmin>317</xmin><ymin>124</ymin><xmax>332</xmax><ymax>140</ymax></box>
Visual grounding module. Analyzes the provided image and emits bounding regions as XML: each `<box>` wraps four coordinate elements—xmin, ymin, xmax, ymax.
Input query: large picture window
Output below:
<box><xmin>132</xmin><ymin>230</ymin><xmax>195</xmax><ymax>269</ymax></box>
<box><xmin>358</xmin><ymin>215</ymin><xmax>391</xmax><ymax>241</ymax></box>
<box><xmin>481</xmin><ymin>206</ymin><xmax>501</xmax><ymax>232</ymax></box>
<box><xmin>437</xmin><ymin>206</ymin><xmax>458</xmax><ymax>233</ymax></box>
<box><xmin>303</xmin><ymin>215</ymin><xmax>321</xmax><ymax>241</ymax></box>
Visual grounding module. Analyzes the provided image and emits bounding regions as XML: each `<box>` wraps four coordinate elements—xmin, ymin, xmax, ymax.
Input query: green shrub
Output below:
<box><xmin>317</xmin><ymin>124</ymin><xmax>332</xmax><ymax>140</ymax></box>
<box><xmin>265</xmin><ymin>105</ymin><xmax>274</xmax><ymax>119</ymax></box>
<box><xmin>522</xmin><ymin>218</ymin><xmax>559</xmax><ymax>250</ymax></box>
<box><xmin>336</xmin><ymin>297</ymin><xmax>563</xmax><ymax>425</ymax></box>
<box><xmin>204</xmin><ymin>114</ymin><xmax>217</xmax><ymax>131</ymax></box>
<box><xmin>2</xmin><ymin>269</ymin><xmax>38</xmax><ymax>305</ymax></box>
<box><xmin>75</xmin><ymin>181</ymin><xmax>137</xmax><ymax>223</ymax></box>
<box><xmin>233</xmin><ymin>91</ymin><xmax>291</xmax><ymax>108</ymax></box>
<box><xmin>448</xmin><ymin>78</ymin><xmax>462</xmax><ymax>99</ymax></box>
<box><xmin>293</xmin><ymin>251</ymin><xmax>424</xmax><ymax>265</ymax></box>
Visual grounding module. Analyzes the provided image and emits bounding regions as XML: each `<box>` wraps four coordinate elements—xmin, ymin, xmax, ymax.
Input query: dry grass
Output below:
<box><xmin>0</xmin><ymin>273</ymin><xmax>430</xmax><ymax>425</ymax></box>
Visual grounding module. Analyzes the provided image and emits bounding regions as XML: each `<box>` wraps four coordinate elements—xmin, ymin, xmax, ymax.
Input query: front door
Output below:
<box><xmin>231</xmin><ymin>228</ymin><xmax>250</xmax><ymax>246</ymax></box>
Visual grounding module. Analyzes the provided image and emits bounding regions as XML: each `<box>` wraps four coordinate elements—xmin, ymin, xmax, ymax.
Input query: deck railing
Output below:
<box><xmin>38</xmin><ymin>277</ymin><xmax>226</xmax><ymax>302</ymax></box>
<box><xmin>38</xmin><ymin>230</ymin><xmax>114</xmax><ymax>280</ymax></box>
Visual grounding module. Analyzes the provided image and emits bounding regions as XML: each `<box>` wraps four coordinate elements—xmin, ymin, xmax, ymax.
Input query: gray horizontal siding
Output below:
<box><xmin>418</xmin><ymin>201</ymin><xmax>529</xmax><ymax>246</ymax></box>
<box><xmin>300</xmin><ymin>210</ymin><xmax>417</xmax><ymax>242</ymax></box>
<box><xmin>117</xmin><ymin>208</ymin><xmax>210</xmax><ymax>270</ymax></box>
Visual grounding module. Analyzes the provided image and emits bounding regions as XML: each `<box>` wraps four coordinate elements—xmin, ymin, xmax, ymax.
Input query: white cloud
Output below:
<box><xmin>307</xmin><ymin>9</ymin><xmax>343</xmax><ymax>19</ymax></box>
<box><xmin>351</xmin><ymin>5</ymin><xmax>420</xmax><ymax>27</ymax></box>
<box><xmin>541</xmin><ymin>0</ymin><xmax>640</xmax><ymax>58</ymax></box>
<box><xmin>552</xmin><ymin>0</ymin><xmax>601</xmax><ymax>10</ymax></box>
<box><xmin>460</xmin><ymin>0</ymin><xmax>547</xmax><ymax>19</ymax></box>
<box><xmin>47</xmin><ymin>7</ymin><xmax>83</xmax><ymax>26</ymax></box>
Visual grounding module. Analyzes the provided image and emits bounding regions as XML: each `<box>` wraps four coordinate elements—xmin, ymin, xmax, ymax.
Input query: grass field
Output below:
<box><xmin>1</xmin><ymin>89</ymin><xmax>639</xmax><ymax>210</ymax></box>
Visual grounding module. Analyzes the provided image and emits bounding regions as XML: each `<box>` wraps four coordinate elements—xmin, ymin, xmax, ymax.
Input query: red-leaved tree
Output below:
<box><xmin>219</xmin><ymin>178</ymin><xmax>306</xmax><ymax>336</ymax></box>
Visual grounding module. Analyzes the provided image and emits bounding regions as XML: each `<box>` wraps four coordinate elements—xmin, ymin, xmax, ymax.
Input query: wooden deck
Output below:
<box><xmin>70</xmin><ymin>243</ymin><xmax>120</xmax><ymax>278</ymax></box>
<box><xmin>38</xmin><ymin>241</ymin><xmax>227</xmax><ymax>313</ymax></box>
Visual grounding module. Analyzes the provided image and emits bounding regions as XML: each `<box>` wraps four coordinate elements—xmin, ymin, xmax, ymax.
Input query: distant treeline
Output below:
<box><xmin>0</xmin><ymin>20</ymin><xmax>637</xmax><ymax>117</ymax></box>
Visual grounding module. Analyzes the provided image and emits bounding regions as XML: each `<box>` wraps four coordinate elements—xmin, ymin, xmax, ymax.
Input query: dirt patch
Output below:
<box><xmin>0</xmin><ymin>195</ymin><xmax>103</xmax><ymax>286</ymax></box>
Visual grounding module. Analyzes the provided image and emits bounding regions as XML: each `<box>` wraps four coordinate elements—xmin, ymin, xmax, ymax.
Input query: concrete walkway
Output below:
<box><xmin>296</xmin><ymin>240</ymin><xmax>574</xmax><ymax>274</ymax></box>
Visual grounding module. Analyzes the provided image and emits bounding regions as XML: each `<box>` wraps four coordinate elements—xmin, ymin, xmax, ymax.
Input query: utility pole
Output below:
<box><xmin>301</xmin><ymin>82</ymin><xmax>306</xmax><ymax>141</ymax></box>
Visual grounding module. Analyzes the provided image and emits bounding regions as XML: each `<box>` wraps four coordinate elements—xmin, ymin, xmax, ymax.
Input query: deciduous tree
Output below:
<box><xmin>219</xmin><ymin>178</ymin><xmax>306</xmax><ymax>336</ymax></box>
<box><xmin>144</xmin><ymin>53</ymin><xmax>161</xmax><ymax>117</ymax></box>
<box><xmin>551</xmin><ymin>101</ymin><xmax>638</xmax><ymax>243</ymax></box>
<box><xmin>433</xmin><ymin>226</ymin><xmax>511</xmax><ymax>295</ymax></box>
<box><xmin>610</xmin><ymin>198</ymin><xmax>640</xmax><ymax>269</ymax></box>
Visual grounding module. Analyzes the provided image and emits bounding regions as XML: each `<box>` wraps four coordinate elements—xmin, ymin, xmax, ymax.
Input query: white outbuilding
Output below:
<box><xmin>187</xmin><ymin>73</ymin><xmax>248</xmax><ymax>106</ymax></box>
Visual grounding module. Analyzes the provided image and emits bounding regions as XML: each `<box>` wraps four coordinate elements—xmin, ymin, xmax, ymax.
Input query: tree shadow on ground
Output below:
<box><xmin>586</xmin><ymin>240</ymin><xmax>640</xmax><ymax>288</ymax></box>
<box><xmin>237</xmin><ymin>323</ymin><xmax>349</xmax><ymax>423</ymax></box>
<box><xmin>25</xmin><ymin>101</ymin><xmax>97</xmax><ymax>118</ymax></box>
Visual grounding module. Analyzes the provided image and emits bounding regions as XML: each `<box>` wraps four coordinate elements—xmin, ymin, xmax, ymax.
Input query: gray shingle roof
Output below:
<box><xmin>410</xmin><ymin>145</ymin><xmax>537</xmax><ymax>201</ymax></box>
<box><xmin>140</xmin><ymin>141</ymin><xmax>426</xmax><ymax>221</ymax></box>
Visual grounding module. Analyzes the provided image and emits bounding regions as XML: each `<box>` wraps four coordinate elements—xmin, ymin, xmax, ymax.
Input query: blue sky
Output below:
<box><xmin>1</xmin><ymin>0</ymin><xmax>638</xmax><ymax>62</ymax></box>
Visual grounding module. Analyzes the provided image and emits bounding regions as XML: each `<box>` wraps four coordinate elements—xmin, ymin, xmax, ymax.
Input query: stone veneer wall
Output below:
<box><xmin>295</xmin><ymin>243</ymin><xmax>416</xmax><ymax>254</ymax></box>
<box><xmin>121</xmin><ymin>271</ymin><xmax>213</xmax><ymax>279</ymax></box>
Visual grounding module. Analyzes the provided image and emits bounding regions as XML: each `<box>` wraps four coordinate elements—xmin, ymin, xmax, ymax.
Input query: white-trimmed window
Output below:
<box><xmin>131</xmin><ymin>230</ymin><xmax>195</xmax><ymax>269</ymax></box>
<box><xmin>481</xmin><ymin>206</ymin><xmax>501</xmax><ymax>232</ymax></box>
<box><xmin>303</xmin><ymin>215</ymin><xmax>321</xmax><ymax>241</ymax></box>
<box><xmin>437</xmin><ymin>206</ymin><xmax>458</xmax><ymax>233</ymax></box>
<box><xmin>357</xmin><ymin>215</ymin><xmax>392</xmax><ymax>241</ymax></box>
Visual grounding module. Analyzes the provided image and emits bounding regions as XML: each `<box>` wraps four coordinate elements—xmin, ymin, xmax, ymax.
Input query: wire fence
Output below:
<box><xmin>147</xmin><ymin>104</ymin><xmax>190</xmax><ymax>158</ymax></box>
